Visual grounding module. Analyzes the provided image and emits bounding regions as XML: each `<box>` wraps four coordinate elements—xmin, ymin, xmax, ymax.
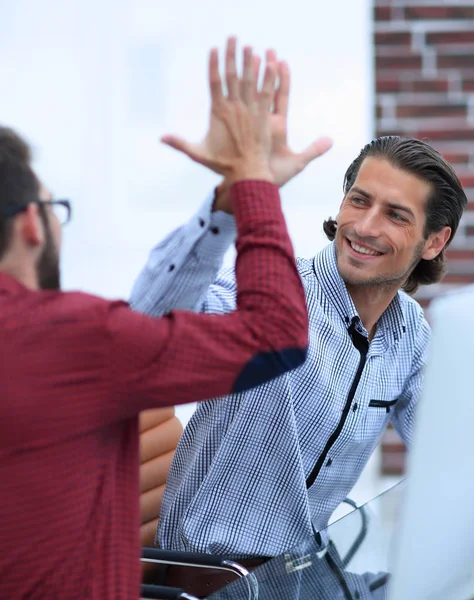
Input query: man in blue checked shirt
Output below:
<box><xmin>130</xmin><ymin>51</ymin><xmax>467</xmax><ymax>594</ymax></box>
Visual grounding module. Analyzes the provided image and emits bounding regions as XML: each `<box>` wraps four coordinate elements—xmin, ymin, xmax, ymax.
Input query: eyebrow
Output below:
<box><xmin>350</xmin><ymin>186</ymin><xmax>416</xmax><ymax>220</ymax></box>
<box><xmin>351</xmin><ymin>186</ymin><xmax>372</xmax><ymax>199</ymax></box>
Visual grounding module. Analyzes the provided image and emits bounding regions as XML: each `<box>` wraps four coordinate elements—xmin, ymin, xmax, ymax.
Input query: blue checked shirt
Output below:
<box><xmin>130</xmin><ymin>193</ymin><xmax>430</xmax><ymax>558</ymax></box>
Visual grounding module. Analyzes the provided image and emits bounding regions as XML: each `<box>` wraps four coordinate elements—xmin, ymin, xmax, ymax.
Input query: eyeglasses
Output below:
<box><xmin>3</xmin><ymin>199</ymin><xmax>72</xmax><ymax>226</ymax></box>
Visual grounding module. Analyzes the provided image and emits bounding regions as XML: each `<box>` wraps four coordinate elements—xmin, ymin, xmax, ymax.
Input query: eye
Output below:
<box><xmin>351</xmin><ymin>197</ymin><xmax>366</xmax><ymax>206</ymax></box>
<box><xmin>390</xmin><ymin>211</ymin><xmax>407</xmax><ymax>222</ymax></box>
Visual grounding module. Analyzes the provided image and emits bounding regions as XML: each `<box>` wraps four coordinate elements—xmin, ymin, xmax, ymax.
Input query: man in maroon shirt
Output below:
<box><xmin>0</xmin><ymin>38</ymin><xmax>309</xmax><ymax>599</ymax></box>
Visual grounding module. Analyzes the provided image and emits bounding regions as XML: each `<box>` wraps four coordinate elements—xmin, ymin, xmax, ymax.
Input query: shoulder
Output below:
<box><xmin>296</xmin><ymin>256</ymin><xmax>315</xmax><ymax>279</ymax></box>
<box><xmin>26</xmin><ymin>290</ymin><xmax>128</xmax><ymax>326</ymax></box>
<box><xmin>397</xmin><ymin>290</ymin><xmax>430</xmax><ymax>346</ymax></box>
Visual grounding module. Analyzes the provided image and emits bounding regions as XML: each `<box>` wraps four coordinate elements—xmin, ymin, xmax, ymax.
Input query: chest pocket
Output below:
<box><xmin>368</xmin><ymin>398</ymin><xmax>399</xmax><ymax>413</ymax></box>
<box><xmin>358</xmin><ymin>396</ymin><xmax>398</xmax><ymax>443</ymax></box>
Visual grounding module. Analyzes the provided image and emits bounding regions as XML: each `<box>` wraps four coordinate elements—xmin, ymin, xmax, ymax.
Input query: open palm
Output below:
<box><xmin>161</xmin><ymin>39</ymin><xmax>274</xmax><ymax>181</ymax></box>
<box><xmin>161</xmin><ymin>43</ymin><xmax>332</xmax><ymax>194</ymax></box>
<box><xmin>267</xmin><ymin>58</ymin><xmax>332</xmax><ymax>187</ymax></box>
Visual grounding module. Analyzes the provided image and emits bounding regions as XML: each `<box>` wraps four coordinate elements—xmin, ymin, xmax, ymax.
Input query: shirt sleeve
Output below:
<box><xmin>130</xmin><ymin>191</ymin><xmax>237</xmax><ymax>316</ymax></box>
<box><xmin>390</xmin><ymin>314</ymin><xmax>431</xmax><ymax>447</ymax></box>
<box><xmin>108</xmin><ymin>180</ymin><xmax>308</xmax><ymax>419</ymax></box>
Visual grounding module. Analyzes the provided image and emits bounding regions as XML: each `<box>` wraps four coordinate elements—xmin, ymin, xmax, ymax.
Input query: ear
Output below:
<box><xmin>18</xmin><ymin>203</ymin><xmax>45</xmax><ymax>248</ymax></box>
<box><xmin>422</xmin><ymin>226</ymin><xmax>451</xmax><ymax>261</ymax></box>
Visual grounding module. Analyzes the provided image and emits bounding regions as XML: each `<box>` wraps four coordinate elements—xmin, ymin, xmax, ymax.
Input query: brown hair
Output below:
<box><xmin>323</xmin><ymin>136</ymin><xmax>468</xmax><ymax>294</ymax></box>
<box><xmin>0</xmin><ymin>126</ymin><xmax>40</xmax><ymax>258</ymax></box>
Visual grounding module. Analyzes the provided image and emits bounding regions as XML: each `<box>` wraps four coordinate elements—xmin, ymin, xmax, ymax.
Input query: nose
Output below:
<box><xmin>353</xmin><ymin>207</ymin><xmax>383</xmax><ymax>240</ymax></box>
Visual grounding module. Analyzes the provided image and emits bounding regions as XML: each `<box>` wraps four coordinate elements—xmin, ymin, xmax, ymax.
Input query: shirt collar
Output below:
<box><xmin>313</xmin><ymin>242</ymin><xmax>406</xmax><ymax>344</ymax></box>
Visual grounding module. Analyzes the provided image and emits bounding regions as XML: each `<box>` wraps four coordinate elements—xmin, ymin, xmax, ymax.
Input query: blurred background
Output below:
<box><xmin>2</xmin><ymin>0</ymin><xmax>473</xmax><ymax>508</ymax></box>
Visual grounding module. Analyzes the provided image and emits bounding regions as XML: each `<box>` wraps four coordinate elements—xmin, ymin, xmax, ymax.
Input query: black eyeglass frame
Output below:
<box><xmin>3</xmin><ymin>199</ymin><xmax>72</xmax><ymax>225</ymax></box>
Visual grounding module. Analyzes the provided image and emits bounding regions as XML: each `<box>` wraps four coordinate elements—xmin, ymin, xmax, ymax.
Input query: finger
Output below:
<box><xmin>209</xmin><ymin>48</ymin><xmax>223</xmax><ymax>105</ymax></box>
<box><xmin>274</xmin><ymin>61</ymin><xmax>290</xmax><ymax>117</ymax></box>
<box><xmin>160</xmin><ymin>135</ymin><xmax>206</xmax><ymax>164</ymax></box>
<box><xmin>259</xmin><ymin>59</ymin><xmax>278</xmax><ymax>113</ymax></box>
<box><xmin>252</xmin><ymin>55</ymin><xmax>261</xmax><ymax>95</ymax></box>
<box><xmin>240</xmin><ymin>53</ymin><xmax>260</xmax><ymax>98</ymax></box>
<box><xmin>161</xmin><ymin>135</ymin><xmax>226</xmax><ymax>174</ymax></box>
<box><xmin>241</xmin><ymin>46</ymin><xmax>254</xmax><ymax>106</ymax></box>
<box><xmin>225</xmin><ymin>36</ymin><xmax>239</xmax><ymax>100</ymax></box>
<box><xmin>298</xmin><ymin>136</ymin><xmax>334</xmax><ymax>167</ymax></box>
<box><xmin>265</xmin><ymin>48</ymin><xmax>277</xmax><ymax>68</ymax></box>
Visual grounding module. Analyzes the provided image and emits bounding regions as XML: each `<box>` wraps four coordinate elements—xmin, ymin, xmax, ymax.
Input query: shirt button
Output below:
<box><xmin>168</xmin><ymin>264</ymin><xmax>175</xmax><ymax>272</ymax></box>
<box><xmin>353</xmin><ymin>403</ymin><xmax>358</xmax><ymax>412</ymax></box>
<box><xmin>199</xmin><ymin>218</ymin><xmax>205</xmax><ymax>227</ymax></box>
<box><xmin>211</xmin><ymin>226</ymin><xmax>220</xmax><ymax>235</ymax></box>
<box><xmin>326</xmin><ymin>458</ymin><xmax>332</xmax><ymax>467</ymax></box>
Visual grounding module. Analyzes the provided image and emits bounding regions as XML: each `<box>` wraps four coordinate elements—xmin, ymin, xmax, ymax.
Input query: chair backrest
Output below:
<box><xmin>139</xmin><ymin>407</ymin><xmax>183</xmax><ymax>547</ymax></box>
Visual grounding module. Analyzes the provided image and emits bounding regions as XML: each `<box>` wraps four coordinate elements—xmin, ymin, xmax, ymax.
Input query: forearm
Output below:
<box><xmin>112</xmin><ymin>180</ymin><xmax>308</xmax><ymax>412</ymax></box>
<box><xmin>130</xmin><ymin>192</ymin><xmax>236</xmax><ymax>316</ymax></box>
<box><xmin>227</xmin><ymin>179</ymin><xmax>308</xmax><ymax>378</ymax></box>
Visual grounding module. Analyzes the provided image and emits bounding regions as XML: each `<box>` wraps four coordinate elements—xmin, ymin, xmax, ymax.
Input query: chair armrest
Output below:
<box><xmin>340</xmin><ymin>497</ymin><xmax>369</xmax><ymax>568</ymax></box>
<box><xmin>141</xmin><ymin>547</ymin><xmax>251</xmax><ymax>578</ymax></box>
<box><xmin>140</xmin><ymin>583</ymin><xmax>199</xmax><ymax>600</ymax></box>
<box><xmin>142</xmin><ymin>548</ymin><xmax>232</xmax><ymax>568</ymax></box>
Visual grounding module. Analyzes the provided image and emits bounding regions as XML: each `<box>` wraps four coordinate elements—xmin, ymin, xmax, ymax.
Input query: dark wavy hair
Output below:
<box><xmin>323</xmin><ymin>136</ymin><xmax>467</xmax><ymax>294</ymax></box>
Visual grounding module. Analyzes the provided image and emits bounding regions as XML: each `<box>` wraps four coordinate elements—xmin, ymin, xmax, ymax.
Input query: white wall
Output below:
<box><xmin>0</xmin><ymin>0</ymin><xmax>372</xmax><ymax>293</ymax></box>
<box><xmin>0</xmin><ymin>0</ymin><xmax>381</xmax><ymax>500</ymax></box>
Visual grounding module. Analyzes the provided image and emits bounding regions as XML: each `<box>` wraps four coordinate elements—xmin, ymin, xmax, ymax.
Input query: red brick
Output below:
<box><xmin>427</xmin><ymin>31</ymin><xmax>474</xmax><ymax>45</ymax></box>
<box><xmin>459</xmin><ymin>175</ymin><xmax>474</xmax><ymax>188</ymax></box>
<box><xmin>376</xmin><ymin>129</ymin><xmax>408</xmax><ymax>138</ymax></box>
<box><xmin>376</xmin><ymin>104</ymin><xmax>382</xmax><ymax>119</ymax></box>
<box><xmin>374</xmin><ymin>6</ymin><xmax>391</xmax><ymax>21</ymax></box>
<box><xmin>376</xmin><ymin>54</ymin><xmax>422</xmax><ymax>69</ymax></box>
<box><xmin>376</xmin><ymin>77</ymin><xmax>404</xmax><ymax>93</ymax></box>
<box><xmin>405</xmin><ymin>6</ymin><xmax>474</xmax><ymax>20</ymax></box>
<box><xmin>438</xmin><ymin>54</ymin><xmax>474</xmax><ymax>69</ymax></box>
<box><xmin>442</xmin><ymin>152</ymin><xmax>470</xmax><ymax>165</ymax></box>
<box><xmin>396</xmin><ymin>104</ymin><xmax>466</xmax><ymax>118</ymax></box>
<box><xmin>415</xmin><ymin>129</ymin><xmax>474</xmax><ymax>141</ymax></box>
<box><xmin>381</xmin><ymin>452</ymin><xmax>406</xmax><ymax>476</ymax></box>
<box><xmin>417</xmin><ymin>298</ymin><xmax>431</xmax><ymax>310</ymax></box>
<box><xmin>375</xmin><ymin>32</ymin><xmax>411</xmax><ymax>46</ymax></box>
<box><xmin>411</xmin><ymin>79</ymin><xmax>449</xmax><ymax>93</ymax></box>
<box><xmin>447</xmin><ymin>249</ymin><xmax>474</xmax><ymax>261</ymax></box>
<box><xmin>381</xmin><ymin>427</ymin><xmax>404</xmax><ymax>449</ymax></box>
<box><xmin>462</xmin><ymin>78</ymin><xmax>474</xmax><ymax>91</ymax></box>
<box><xmin>443</xmin><ymin>273</ymin><xmax>474</xmax><ymax>284</ymax></box>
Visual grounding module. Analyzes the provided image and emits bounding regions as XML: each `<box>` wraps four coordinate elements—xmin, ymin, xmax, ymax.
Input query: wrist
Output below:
<box><xmin>212</xmin><ymin>181</ymin><xmax>232</xmax><ymax>214</ymax></box>
<box><xmin>228</xmin><ymin>160</ymin><xmax>275</xmax><ymax>185</ymax></box>
<box><xmin>212</xmin><ymin>163</ymin><xmax>275</xmax><ymax>215</ymax></box>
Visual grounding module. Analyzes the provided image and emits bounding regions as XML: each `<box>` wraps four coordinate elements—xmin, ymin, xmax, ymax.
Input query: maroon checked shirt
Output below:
<box><xmin>0</xmin><ymin>181</ymin><xmax>308</xmax><ymax>600</ymax></box>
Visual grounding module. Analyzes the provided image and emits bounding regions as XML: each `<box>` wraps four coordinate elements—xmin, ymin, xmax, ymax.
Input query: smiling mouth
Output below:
<box><xmin>347</xmin><ymin>239</ymin><xmax>383</xmax><ymax>257</ymax></box>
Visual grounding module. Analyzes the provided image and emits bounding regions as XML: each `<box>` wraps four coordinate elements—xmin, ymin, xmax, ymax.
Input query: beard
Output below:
<box><xmin>37</xmin><ymin>219</ymin><xmax>61</xmax><ymax>291</ymax></box>
<box><xmin>336</xmin><ymin>236</ymin><xmax>426</xmax><ymax>292</ymax></box>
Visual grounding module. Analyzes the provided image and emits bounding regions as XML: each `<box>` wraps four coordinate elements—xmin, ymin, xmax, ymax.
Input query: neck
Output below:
<box><xmin>0</xmin><ymin>258</ymin><xmax>39</xmax><ymax>291</ymax></box>
<box><xmin>346</xmin><ymin>282</ymin><xmax>399</xmax><ymax>340</ymax></box>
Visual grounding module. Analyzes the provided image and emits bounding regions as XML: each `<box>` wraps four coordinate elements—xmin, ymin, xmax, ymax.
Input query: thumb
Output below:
<box><xmin>160</xmin><ymin>135</ymin><xmax>208</xmax><ymax>166</ymax></box>
<box><xmin>161</xmin><ymin>134</ymin><xmax>193</xmax><ymax>155</ymax></box>
<box><xmin>299</xmin><ymin>136</ymin><xmax>333</xmax><ymax>167</ymax></box>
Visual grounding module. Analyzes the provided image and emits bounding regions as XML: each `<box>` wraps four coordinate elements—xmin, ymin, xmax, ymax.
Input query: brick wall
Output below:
<box><xmin>374</xmin><ymin>1</ymin><xmax>474</xmax><ymax>475</ymax></box>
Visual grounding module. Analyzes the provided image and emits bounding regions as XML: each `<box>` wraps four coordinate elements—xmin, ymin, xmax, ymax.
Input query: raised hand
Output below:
<box><xmin>267</xmin><ymin>55</ymin><xmax>333</xmax><ymax>187</ymax></box>
<box><xmin>212</xmin><ymin>50</ymin><xmax>333</xmax><ymax>212</ymax></box>
<box><xmin>161</xmin><ymin>37</ymin><xmax>277</xmax><ymax>184</ymax></box>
